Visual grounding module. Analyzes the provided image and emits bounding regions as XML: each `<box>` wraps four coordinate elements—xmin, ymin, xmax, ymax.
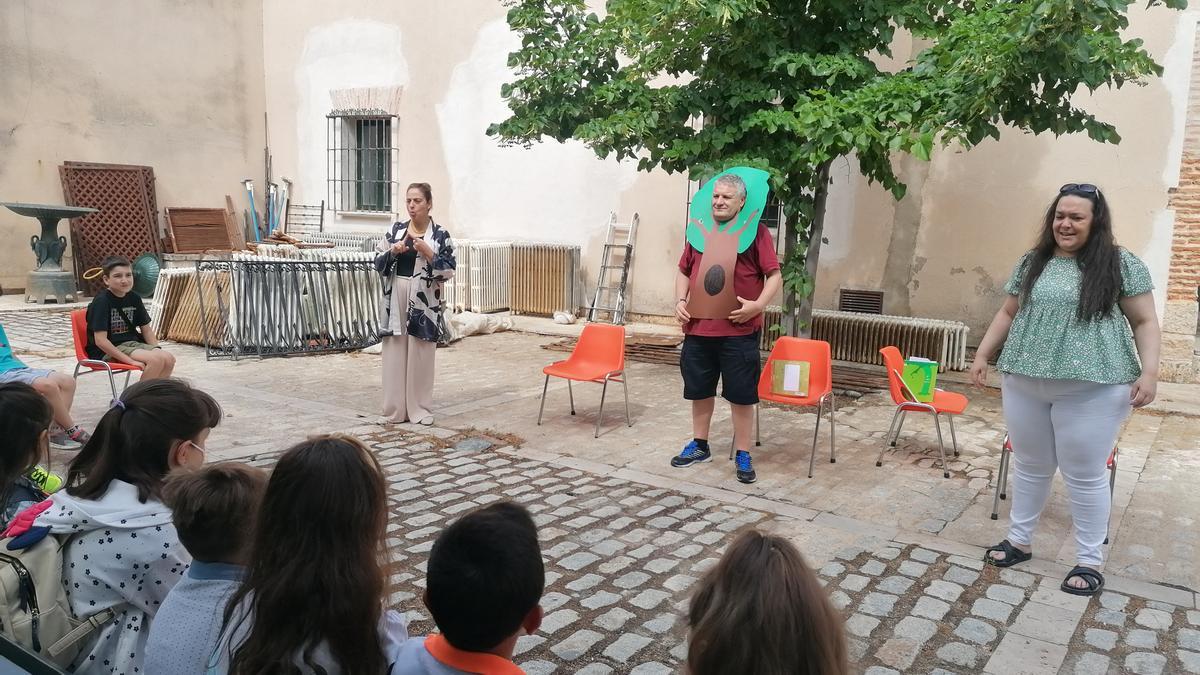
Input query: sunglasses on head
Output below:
<box><xmin>1060</xmin><ymin>183</ymin><xmax>1099</xmax><ymax>194</ymax></box>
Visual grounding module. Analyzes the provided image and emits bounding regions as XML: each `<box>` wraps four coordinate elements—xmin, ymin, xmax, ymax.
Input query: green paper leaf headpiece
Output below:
<box><xmin>686</xmin><ymin>167</ymin><xmax>770</xmax><ymax>254</ymax></box>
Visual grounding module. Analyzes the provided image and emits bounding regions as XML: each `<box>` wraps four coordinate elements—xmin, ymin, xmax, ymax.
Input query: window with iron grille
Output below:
<box><xmin>759</xmin><ymin>193</ymin><xmax>783</xmax><ymax>234</ymax></box>
<box><xmin>326</xmin><ymin>114</ymin><xmax>397</xmax><ymax>214</ymax></box>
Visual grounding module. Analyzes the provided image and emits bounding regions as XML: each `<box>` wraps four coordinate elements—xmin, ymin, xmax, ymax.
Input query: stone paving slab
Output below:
<box><xmin>0</xmin><ymin>308</ymin><xmax>74</xmax><ymax>354</ymax></box>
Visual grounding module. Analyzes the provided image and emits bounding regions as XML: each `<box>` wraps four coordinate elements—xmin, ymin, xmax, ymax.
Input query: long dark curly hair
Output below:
<box><xmin>221</xmin><ymin>434</ymin><xmax>389</xmax><ymax>674</ymax></box>
<box><xmin>1018</xmin><ymin>186</ymin><xmax>1123</xmax><ymax>321</ymax></box>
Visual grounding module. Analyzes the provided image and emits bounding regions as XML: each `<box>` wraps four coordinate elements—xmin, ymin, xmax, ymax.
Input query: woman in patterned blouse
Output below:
<box><xmin>970</xmin><ymin>183</ymin><xmax>1161</xmax><ymax>596</ymax></box>
<box><xmin>374</xmin><ymin>183</ymin><xmax>456</xmax><ymax>426</ymax></box>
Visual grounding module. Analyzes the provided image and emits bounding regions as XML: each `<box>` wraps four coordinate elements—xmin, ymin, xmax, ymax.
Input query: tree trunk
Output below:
<box><xmin>793</xmin><ymin>160</ymin><xmax>832</xmax><ymax>338</ymax></box>
<box><xmin>781</xmin><ymin>202</ymin><xmax>800</xmax><ymax>338</ymax></box>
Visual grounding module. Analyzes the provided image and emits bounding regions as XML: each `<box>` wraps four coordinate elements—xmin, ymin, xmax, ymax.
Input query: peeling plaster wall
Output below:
<box><xmin>0</xmin><ymin>0</ymin><xmax>265</xmax><ymax>294</ymax></box>
<box><xmin>819</xmin><ymin>6</ymin><xmax>1192</xmax><ymax>343</ymax></box>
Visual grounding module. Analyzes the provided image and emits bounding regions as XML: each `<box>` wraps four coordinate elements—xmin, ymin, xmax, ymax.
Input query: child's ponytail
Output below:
<box><xmin>66</xmin><ymin>379</ymin><xmax>221</xmax><ymax>503</ymax></box>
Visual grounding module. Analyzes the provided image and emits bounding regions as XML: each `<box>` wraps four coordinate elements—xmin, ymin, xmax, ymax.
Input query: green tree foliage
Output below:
<box><xmin>489</xmin><ymin>0</ymin><xmax>1186</xmax><ymax>334</ymax></box>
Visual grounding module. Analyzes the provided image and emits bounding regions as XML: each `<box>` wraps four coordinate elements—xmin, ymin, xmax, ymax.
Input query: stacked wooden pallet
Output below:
<box><xmin>152</xmin><ymin>268</ymin><xmax>230</xmax><ymax>346</ymax></box>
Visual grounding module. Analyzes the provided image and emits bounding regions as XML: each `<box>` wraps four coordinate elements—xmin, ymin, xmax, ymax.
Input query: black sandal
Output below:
<box><xmin>984</xmin><ymin>539</ymin><xmax>1032</xmax><ymax>568</ymax></box>
<box><xmin>1061</xmin><ymin>566</ymin><xmax>1105</xmax><ymax>596</ymax></box>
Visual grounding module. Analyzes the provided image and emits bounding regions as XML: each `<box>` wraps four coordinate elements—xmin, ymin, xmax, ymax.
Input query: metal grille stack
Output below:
<box><xmin>196</xmin><ymin>248</ymin><xmax>381</xmax><ymax>360</ymax></box>
<box><xmin>299</xmin><ymin>230</ymin><xmax>385</xmax><ymax>251</ymax></box>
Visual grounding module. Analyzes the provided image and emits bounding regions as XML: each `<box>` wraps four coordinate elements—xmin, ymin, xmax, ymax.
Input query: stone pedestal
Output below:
<box><xmin>25</xmin><ymin>270</ymin><xmax>77</xmax><ymax>304</ymax></box>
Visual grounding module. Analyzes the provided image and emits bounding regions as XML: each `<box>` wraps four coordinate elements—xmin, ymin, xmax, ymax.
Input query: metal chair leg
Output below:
<box><xmin>991</xmin><ymin>442</ymin><xmax>1008</xmax><ymax>520</ymax></box>
<box><xmin>999</xmin><ymin>446</ymin><xmax>1011</xmax><ymax>500</ymax></box>
<box><xmin>809</xmin><ymin>403</ymin><xmax>821</xmax><ymax>478</ymax></box>
<box><xmin>568</xmin><ymin>380</ymin><xmax>575</xmax><ymax>415</ymax></box>
<box><xmin>123</xmin><ymin>370</ymin><xmax>133</xmax><ymax>391</ymax></box>
<box><xmin>891</xmin><ymin>411</ymin><xmax>908</xmax><ymax>446</ymax></box>
<box><xmin>106</xmin><ymin>370</ymin><xmax>118</xmax><ymax>402</ymax></box>
<box><xmin>537</xmin><ymin>374</ymin><xmax>549</xmax><ymax>425</ymax></box>
<box><xmin>1109</xmin><ymin>454</ymin><xmax>1118</xmax><ymax>497</ymax></box>
<box><xmin>829</xmin><ymin>395</ymin><xmax>837</xmax><ymax>464</ymax></box>
<box><xmin>878</xmin><ymin>407</ymin><xmax>903</xmax><ymax>467</ymax></box>
<box><xmin>1104</xmin><ymin>451</ymin><xmax>1118</xmax><ymax>544</ymax></box>
<box><xmin>933</xmin><ymin>414</ymin><xmax>950</xmax><ymax>478</ymax></box>
<box><xmin>948</xmin><ymin>414</ymin><xmax>960</xmax><ymax>457</ymax></box>
<box><xmin>621</xmin><ymin>376</ymin><xmax>631</xmax><ymax>427</ymax></box>
<box><xmin>755</xmin><ymin>404</ymin><xmax>761</xmax><ymax>447</ymax></box>
<box><xmin>595</xmin><ymin>377</ymin><xmax>609</xmax><ymax>438</ymax></box>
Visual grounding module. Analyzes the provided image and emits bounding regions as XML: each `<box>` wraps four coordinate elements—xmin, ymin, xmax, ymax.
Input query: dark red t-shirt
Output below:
<box><xmin>678</xmin><ymin>223</ymin><xmax>781</xmax><ymax>337</ymax></box>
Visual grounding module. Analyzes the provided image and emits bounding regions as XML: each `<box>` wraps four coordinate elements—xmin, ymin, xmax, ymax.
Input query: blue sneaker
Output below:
<box><xmin>735</xmin><ymin>450</ymin><xmax>757</xmax><ymax>484</ymax></box>
<box><xmin>670</xmin><ymin>441</ymin><xmax>712</xmax><ymax>468</ymax></box>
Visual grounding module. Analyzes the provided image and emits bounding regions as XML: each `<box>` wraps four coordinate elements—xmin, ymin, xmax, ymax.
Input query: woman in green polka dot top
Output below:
<box><xmin>970</xmin><ymin>183</ymin><xmax>1161</xmax><ymax>597</ymax></box>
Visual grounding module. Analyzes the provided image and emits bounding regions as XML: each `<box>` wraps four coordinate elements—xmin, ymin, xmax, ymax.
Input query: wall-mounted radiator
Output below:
<box><xmin>761</xmin><ymin>308</ymin><xmax>970</xmax><ymax>372</ymax></box>
<box><xmin>509</xmin><ymin>243</ymin><xmax>583</xmax><ymax>317</ymax></box>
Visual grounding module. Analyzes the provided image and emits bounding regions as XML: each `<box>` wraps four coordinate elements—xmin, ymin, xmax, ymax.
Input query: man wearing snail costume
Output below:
<box><xmin>669</xmin><ymin>168</ymin><xmax>781</xmax><ymax>484</ymax></box>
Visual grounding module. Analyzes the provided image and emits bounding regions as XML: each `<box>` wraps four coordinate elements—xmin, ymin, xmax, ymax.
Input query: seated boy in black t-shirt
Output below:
<box><xmin>85</xmin><ymin>256</ymin><xmax>176</xmax><ymax>380</ymax></box>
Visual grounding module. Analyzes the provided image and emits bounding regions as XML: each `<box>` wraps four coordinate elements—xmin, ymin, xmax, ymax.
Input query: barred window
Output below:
<box><xmin>760</xmin><ymin>193</ymin><xmax>783</xmax><ymax>233</ymax></box>
<box><xmin>327</xmin><ymin>114</ymin><xmax>397</xmax><ymax>214</ymax></box>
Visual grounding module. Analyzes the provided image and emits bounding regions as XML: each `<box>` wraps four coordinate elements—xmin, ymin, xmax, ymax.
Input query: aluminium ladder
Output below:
<box><xmin>588</xmin><ymin>212</ymin><xmax>639</xmax><ymax>324</ymax></box>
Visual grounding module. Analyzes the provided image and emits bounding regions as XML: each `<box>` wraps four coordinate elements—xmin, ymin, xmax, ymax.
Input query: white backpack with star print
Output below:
<box><xmin>0</xmin><ymin>534</ymin><xmax>113</xmax><ymax>668</ymax></box>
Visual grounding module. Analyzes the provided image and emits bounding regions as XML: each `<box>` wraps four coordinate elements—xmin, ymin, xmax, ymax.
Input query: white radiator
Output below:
<box><xmin>450</xmin><ymin>240</ymin><xmax>510</xmax><ymax>313</ymax></box>
<box><xmin>762</xmin><ymin>308</ymin><xmax>970</xmax><ymax>372</ymax></box>
<box><xmin>509</xmin><ymin>243</ymin><xmax>583</xmax><ymax>317</ymax></box>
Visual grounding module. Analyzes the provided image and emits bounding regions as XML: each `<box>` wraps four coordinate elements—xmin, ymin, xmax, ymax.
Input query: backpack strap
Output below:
<box><xmin>46</xmin><ymin>608</ymin><xmax>115</xmax><ymax>659</ymax></box>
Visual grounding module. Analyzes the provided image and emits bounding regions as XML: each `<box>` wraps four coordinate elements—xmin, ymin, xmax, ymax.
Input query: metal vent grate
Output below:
<box><xmin>838</xmin><ymin>289</ymin><xmax>884</xmax><ymax>314</ymax></box>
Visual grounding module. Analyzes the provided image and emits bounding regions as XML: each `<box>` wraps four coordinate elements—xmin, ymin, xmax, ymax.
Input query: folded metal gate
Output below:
<box><xmin>195</xmin><ymin>255</ymin><xmax>381</xmax><ymax>360</ymax></box>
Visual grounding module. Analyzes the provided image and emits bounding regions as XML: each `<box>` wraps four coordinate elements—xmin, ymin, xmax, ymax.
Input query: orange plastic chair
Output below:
<box><xmin>876</xmin><ymin>345</ymin><xmax>968</xmax><ymax>478</ymax></box>
<box><xmin>753</xmin><ymin>337</ymin><xmax>836</xmax><ymax>478</ymax></box>
<box><xmin>70</xmin><ymin>309</ymin><xmax>142</xmax><ymax>400</ymax></box>
<box><xmin>537</xmin><ymin>323</ymin><xmax>631</xmax><ymax>438</ymax></box>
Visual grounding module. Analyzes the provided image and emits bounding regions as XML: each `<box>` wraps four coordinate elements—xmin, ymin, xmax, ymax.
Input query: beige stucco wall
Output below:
<box><xmin>0</xmin><ymin>0</ymin><xmax>267</xmax><ymax>295</ymax></box>
<box><xmin>819</xmin><ymin>7</ymin><xmax>1196</xmax><ymax>340</ymax></box>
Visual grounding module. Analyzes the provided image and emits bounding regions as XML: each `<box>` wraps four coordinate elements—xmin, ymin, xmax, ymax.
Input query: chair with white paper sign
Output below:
<box><xmin>748</xmin><ymin>337</ymin><xmax>835</xmax><ymax>478</ymax></box>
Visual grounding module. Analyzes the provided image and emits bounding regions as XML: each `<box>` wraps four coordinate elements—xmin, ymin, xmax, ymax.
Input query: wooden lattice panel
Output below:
<box><xmin>59</xmin><ymin>162</ymin><xmax>162</xmax><ymax>294</ymax></box>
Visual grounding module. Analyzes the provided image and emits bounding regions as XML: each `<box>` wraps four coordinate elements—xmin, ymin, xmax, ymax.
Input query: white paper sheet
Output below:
<box><xmin>782</xmin><ymin>363</ymin><xmax>802</xmax><ymax>393</ymax></box>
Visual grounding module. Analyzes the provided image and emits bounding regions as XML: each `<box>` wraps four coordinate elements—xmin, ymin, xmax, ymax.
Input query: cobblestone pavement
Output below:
<box><xmin>228</xmin><ymin>426</ymin><xmax>769</xmax><ymax>674</ymax></box>
<box><xmin>226</xmin><ymin>423</ymin><xmax>1200</xmax><ymax>675</ymax></box>
<box><xmin>828</xmin><ymin>545</ymin><xmax>1200</xmax><ymax>675</ymax></box>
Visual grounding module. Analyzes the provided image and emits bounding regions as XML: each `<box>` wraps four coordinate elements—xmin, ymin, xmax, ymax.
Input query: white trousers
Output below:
<box><xmin>1001</xmin><ymin>373</ymin><xmax>1131</xmax><ymax>565</ymax></box>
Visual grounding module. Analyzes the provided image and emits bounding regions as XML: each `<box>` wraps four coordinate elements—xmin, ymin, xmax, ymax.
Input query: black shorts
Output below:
<box><xmin>680</xmin><ymin>332</ymin><xmax>761</xmax><ymax>405</ymax></box>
